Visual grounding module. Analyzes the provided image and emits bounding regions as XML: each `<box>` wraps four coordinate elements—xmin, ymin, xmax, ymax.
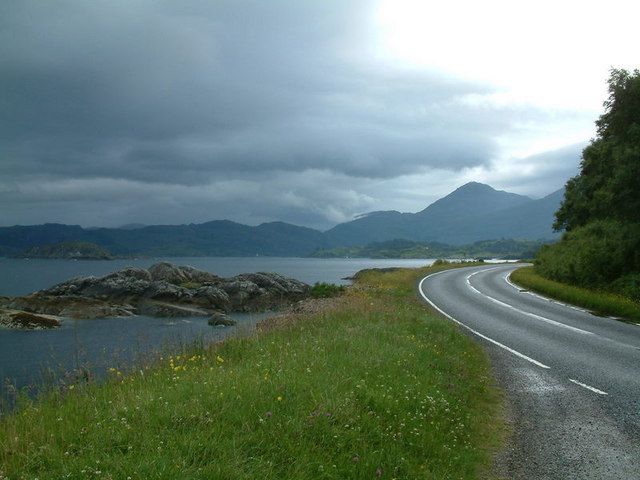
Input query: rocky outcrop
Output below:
<box><xmin>0</xmin><ymin>263</ymin><xmax>310</xmax><ymax>328</ymax></box>
<box><xmin>0</xmin><ymin>308</ymin><xmax>61</xmax><ymax>330</ymax></box>
<box><xmin>208</xmin><ymin>312</ymin><xmax>236</xmax><ymax>326</ymax></box>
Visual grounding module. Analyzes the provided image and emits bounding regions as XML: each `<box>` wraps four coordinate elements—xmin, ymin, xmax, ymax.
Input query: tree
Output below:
<box><xmin>554</xmin><ymin>68</ymin><xmax>640</xmax><ymax>231</ymax></box>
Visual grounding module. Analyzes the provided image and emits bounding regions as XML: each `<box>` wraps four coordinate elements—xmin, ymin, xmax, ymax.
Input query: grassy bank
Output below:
<box><xmin>511</xmin><ymin>266</ymin><xmax>640</xmax><ymax>322</ymax></box>
<box><xmin>0</xmin><ymin>263</ymin><xmax>504</xmax><ymax>479</ymax></box>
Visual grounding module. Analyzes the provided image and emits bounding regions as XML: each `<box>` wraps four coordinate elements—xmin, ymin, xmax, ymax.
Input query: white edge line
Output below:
<box><xmin>569</xmin><ymin>378</ymin><xmax>608</xmax><ymax>395</ymax></box>
<box><xmin>465</xmin><ymin>269</ymin><xmax>594</xmax><ymax>336</ymax></box>
<box><xmin>418</xmin><ymin>270</ymin><xmax>551</xmax><ymax>369</ymax></box>
<box><xmin>504</xmin><ymin>271</ymin><xmax>590</xmax><ymax>314</ymax></box>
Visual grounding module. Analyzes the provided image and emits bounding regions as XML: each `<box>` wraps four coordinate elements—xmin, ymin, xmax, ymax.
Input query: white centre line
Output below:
<box><xmin>466</xmin><ymin>269</ymin><xmax>594</xmax><ymax>336</ymax></box>
<box><xmin>569</xmin><ymin>378</ymin><xmax>608</xmax><ymax>395</ymax></box>
<box><xmin>418</xmin><ymin>270</ymin><xmax>551</xmax><ymax>369</ymax></box>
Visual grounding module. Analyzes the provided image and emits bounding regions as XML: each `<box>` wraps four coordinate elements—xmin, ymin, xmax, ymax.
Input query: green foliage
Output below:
<box><xmin>0</xmin><ymin>264</ymin><xmax>503</xmax><ymax>479</ymax></box>
<box><xmin>179</xmin><ymin>281</ymin><xmax>203</xmax><ymax>290</ymax></box>
<box><xmin>555</xmin><ymin>68</ymin><xmax>640</xmax><ymax>231</ymax></box>
<box><xmin>311</xmin><ymin>238</ymin><xmax>550</xmax><ymax>260</ymax></box>
<box><xmin>309</xmin><ymin>282</ymin><xmax>346</xmax><ymax>298</ymax></box>
<box><xmin>511</xmin><ymin>267</ymin><xmax>640</xmax><ymax>322</ymax></box>
<box><xmin>538</xmin><ymin>69</ymin><xmax>640</xmax><ymax>309</ymax></box>
<box><xmin>535</xmin><ymin>220</ymin><xmax>640</xmax><ymax>289</ymax></box>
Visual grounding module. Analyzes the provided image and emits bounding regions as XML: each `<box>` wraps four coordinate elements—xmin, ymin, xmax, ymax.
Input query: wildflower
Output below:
<box><xmin>216</xmin><ymin>355</ymin><xmax>224</xmax><ymax>363</ymax></box>
<box><xmin>277</xmin><ymin>396</ymin><xmax>282</xmax><ymax>402</ymax></box>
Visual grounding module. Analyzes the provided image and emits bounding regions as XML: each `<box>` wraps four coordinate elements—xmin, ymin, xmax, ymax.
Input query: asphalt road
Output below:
<box><xmin>418</xmin><ymin>264</ymin><xmax>640</xmax><ymax>479</ymax></box>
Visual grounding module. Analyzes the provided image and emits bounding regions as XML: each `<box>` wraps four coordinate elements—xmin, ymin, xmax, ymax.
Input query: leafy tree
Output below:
<box><xmin>554</xmin><ymin>68</ymin><xmax>640</xmax><ymax>231</ymax></box>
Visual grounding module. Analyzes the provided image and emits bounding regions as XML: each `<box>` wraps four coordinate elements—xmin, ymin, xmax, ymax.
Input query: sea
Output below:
<box><xmin>0</xmin><ymin>256</ymin><xmax>435</xmax><ymax>404</ymax></box>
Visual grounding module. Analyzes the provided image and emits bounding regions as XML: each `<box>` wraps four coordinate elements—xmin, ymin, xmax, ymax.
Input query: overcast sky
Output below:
<box><xmin>1</xmin><ymin>0</ymin><xmax>637</xmax><ymax>229</ymax></box>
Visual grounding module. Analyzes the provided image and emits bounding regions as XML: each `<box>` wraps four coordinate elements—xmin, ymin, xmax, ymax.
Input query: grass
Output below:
<box><xmin>0</xmin><ymin>263</ymin><xmax>504</xmax><ymax>479</ymax></box>
<box><xmin>510</xmin><ymin>266</ymin><xmax>640</xmax><ymax>322</ymax></box>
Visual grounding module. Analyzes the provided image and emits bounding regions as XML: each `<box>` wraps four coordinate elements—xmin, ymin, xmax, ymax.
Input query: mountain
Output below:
<box><xmin>324</xmin><ymin>182</ymin><xmax>539</xmax><ymax>246</ymax></box>
<box><xmin>439</xmin><ymin>188</ymin><xmax>564</xmax><ymax>244</ymax></box>
<box><xmin>0</xmin><ymin>221</ymin><xmax>328</xmax><ymax>257</ymax></box>
<box><xmin>0</xmin><ymin>182</ymin><xmax>563</xmax><ymax>257</ymax></box>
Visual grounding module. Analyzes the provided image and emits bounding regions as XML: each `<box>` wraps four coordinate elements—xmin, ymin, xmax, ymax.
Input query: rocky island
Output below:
<box><xmin>0</xmin><ymin>262</ymin><xmax>310</xmax><ymax>330</ymax></box>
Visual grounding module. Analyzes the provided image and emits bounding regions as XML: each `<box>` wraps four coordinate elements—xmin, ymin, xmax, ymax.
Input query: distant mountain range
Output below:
<box><xmin>0</xmin><ymin>182</ymin><xmax>563</xmax><ymax>257</ymax></box>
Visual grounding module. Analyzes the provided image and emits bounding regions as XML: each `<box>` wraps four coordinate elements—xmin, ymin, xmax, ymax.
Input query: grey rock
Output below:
<box><xmin>0</xmin><ymin>308</ymin><xmax>61</xmax><ymax>330</ymax></box>
<box><xmin>192</xmin><ymin>285</ymin><xmax>231</xmax><ymax>310</ymax></box>
<box><xmin>137</xmin><ymin>300</ymin><xmax>211</xmax><ymax>318</ymax></box>
<box><xmin>208</xmin><ymin>312</ymin><xmax>237</xmax><ymax>326</ymax></box>
<box><xmin>148</xmin><ymin>262</ymin><xmax>220</xmax><ymax>285</ymax></box>
<box><xmin>2</xmin><ymin>263</ymin><xmax>310</xmax><ymax>327</ymax></box>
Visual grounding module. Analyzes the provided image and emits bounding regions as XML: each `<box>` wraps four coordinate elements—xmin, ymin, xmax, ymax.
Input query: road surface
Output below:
<box><xmin>418</xmin><ymin>264</ymin><xmax>640</xmax><ymax>479</ymax></box>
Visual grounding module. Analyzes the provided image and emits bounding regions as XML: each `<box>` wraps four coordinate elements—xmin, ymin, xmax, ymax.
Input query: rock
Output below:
<box><xmin>0</xmin><ymin>308</ymin><xmax>61</xmax><ymax>329</ymax></box>
<box><xmin>6</xmin><ymin>295</ymin><xmax>135</xmax><ymax>319</ymax></box>
<box><xmin>137</xmin><ymin>300</ymin><xmax>210</xmax><ymax>318</ymax></box>
<box><xmin>1</xmin><ymin>263</ymin><xmax>310</xmax><ymax>327</ymax></box>
<box><xmin>208</xmin><ymin>312</ymin><xmax>237</xmax><ymax>326</ymax></box>
<box><xmin>191</xmin><ymin>285</ymin><xmax>230</xmax><ymax>310</ymax></box>
<box><xmin>148</xmin><ymin>262</ymin><xmax>220</xmax><ymax>285</ymax></box>
<box><xmin>221</xmin><ymin>272</ymin><xmax>310</xmax><ymax>311</ymax></box>
<box><xmin>143</xmin><ymin>281</ymin><xmax>192</xmax><ymax>302</ymax></box>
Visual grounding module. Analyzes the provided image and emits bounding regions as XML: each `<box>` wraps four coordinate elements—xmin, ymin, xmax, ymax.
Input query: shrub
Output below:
<box><xmin>309</xmin><ymin>282</ymin><xmax>346</xmax><ymax>298</ymax></box>
<box><xmin>535</xmin><ymin>220</ymin><xmax>640</xmax><ymax>288</ymax></box>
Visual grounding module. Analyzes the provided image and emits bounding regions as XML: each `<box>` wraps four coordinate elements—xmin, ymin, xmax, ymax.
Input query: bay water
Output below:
<box><xmin>0</xmin><ymin>257</ymin><xmax>435</xmax><ymax>402</ymax></box>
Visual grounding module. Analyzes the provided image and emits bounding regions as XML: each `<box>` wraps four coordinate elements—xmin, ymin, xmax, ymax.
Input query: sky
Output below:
<box><xmin>1</xmin><ymin>0</ymin><xmax>638</xmax><ymax>230</ymax></box>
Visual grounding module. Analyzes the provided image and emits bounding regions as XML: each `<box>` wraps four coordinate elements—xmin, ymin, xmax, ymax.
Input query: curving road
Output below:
<box><xmin>418</xmin><ymin>264</ymin><xmax>640</xmax><ymax>479</ymax></box>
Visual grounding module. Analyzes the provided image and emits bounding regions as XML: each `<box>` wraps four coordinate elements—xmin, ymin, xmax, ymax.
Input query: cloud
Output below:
<box><xmin>0</xmin><ymin>0</ymin><xmax>591</xmax><ymax>228</ymax></box>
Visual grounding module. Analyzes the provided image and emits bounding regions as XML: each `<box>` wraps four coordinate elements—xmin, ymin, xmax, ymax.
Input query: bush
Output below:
<box><xmin>535</xmin><ymin>220</ymin><xmax>640</xmax><ymax>288</ymax></box>
<box><xmin>610</xmin><ymin>273</ymin><xmax>640</xmax><ymax>302</ymax></box>
<box><xmin>309</xmin><ymin>282</ymin><xmax>346</xmax><ymax>298</ymax></box>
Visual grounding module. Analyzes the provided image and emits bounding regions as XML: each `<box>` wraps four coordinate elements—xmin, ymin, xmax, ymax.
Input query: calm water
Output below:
<box><xmin>0</xmin><ymin>257</ymin><xmax>435</xmax><ymax>400</ymax></box>
<box><xmin>0</xmin><ymin>256</ymin><xmax>435</xmax><ymax>296</ymax></box>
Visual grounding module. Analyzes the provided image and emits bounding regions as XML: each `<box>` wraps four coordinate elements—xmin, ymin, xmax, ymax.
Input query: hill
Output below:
<box><xmin>0</xmin><ymin>182</ymin><xmax>562</xmax><ymax>256</ymax></box>
<box><xmin>16</xmin><ymin>241</ymin><xmax>113</xmax><ymax>259</ymax></box>
<box><xmin>311</xmin><ymin>238</ymin><xmax>549</xmax><ymax>260</ymax></box>
<box><xmin>324</xmin><ymin>182</ymin><xmax>559</xmax><ymax>246</ymax></box>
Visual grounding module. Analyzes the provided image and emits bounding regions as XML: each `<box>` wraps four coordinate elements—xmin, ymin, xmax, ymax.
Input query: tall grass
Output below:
<box><xmin>0</xmin><ymin>263</ymin><xmax>504</xmax><ymax>479</ymax></box>
<box><xmin>511</xmin><ymin>266</ymin><xmax>640</xmax><ymax>322</ymax></box>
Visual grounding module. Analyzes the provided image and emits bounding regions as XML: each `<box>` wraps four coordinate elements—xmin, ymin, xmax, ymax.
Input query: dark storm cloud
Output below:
<box><xmin>0</xmin><ymin>0</ymin><xmax>583</xmax><ymax>228</ymax></box>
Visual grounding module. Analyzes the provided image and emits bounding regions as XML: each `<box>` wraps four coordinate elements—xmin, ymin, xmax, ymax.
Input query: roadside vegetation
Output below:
<box><xmin>0</xmin><ymin>262</ymin><xmax>504</xmax><ymax>479</ymax></box>
<box><xmin>531</xmin><ymin>69</ymin><xmax>640</xmax><ymax>312</ymax></box>
<box><xmin>309</xmin><ymin>282</ymin><xmax>347</xmax><ymax>298</ymax></box>
<box><xmin>511</xmin><ymin>266</ymin><xmax>640</xmax><ymax>322</ymax></box>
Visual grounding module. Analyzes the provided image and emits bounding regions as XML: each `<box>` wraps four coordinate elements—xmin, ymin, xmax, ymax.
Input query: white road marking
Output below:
<box><xmin>418</xmin><ymin>270</ymin><xmax>551</xmax><ymax>369</ymax></box>
<box><xmin>466</xmin><ymin>269</ymin><xmax>594</xmax><ymax>336</ymax></box>
<box><xmin>504</xmin><ymin>271</ymin><xmax>590</xmax><ymax>313</ymax></box>
<box><xmin>569</xmin><ymin>378</ymin><xmax>608</xmax><ymax>395</ymax></box>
